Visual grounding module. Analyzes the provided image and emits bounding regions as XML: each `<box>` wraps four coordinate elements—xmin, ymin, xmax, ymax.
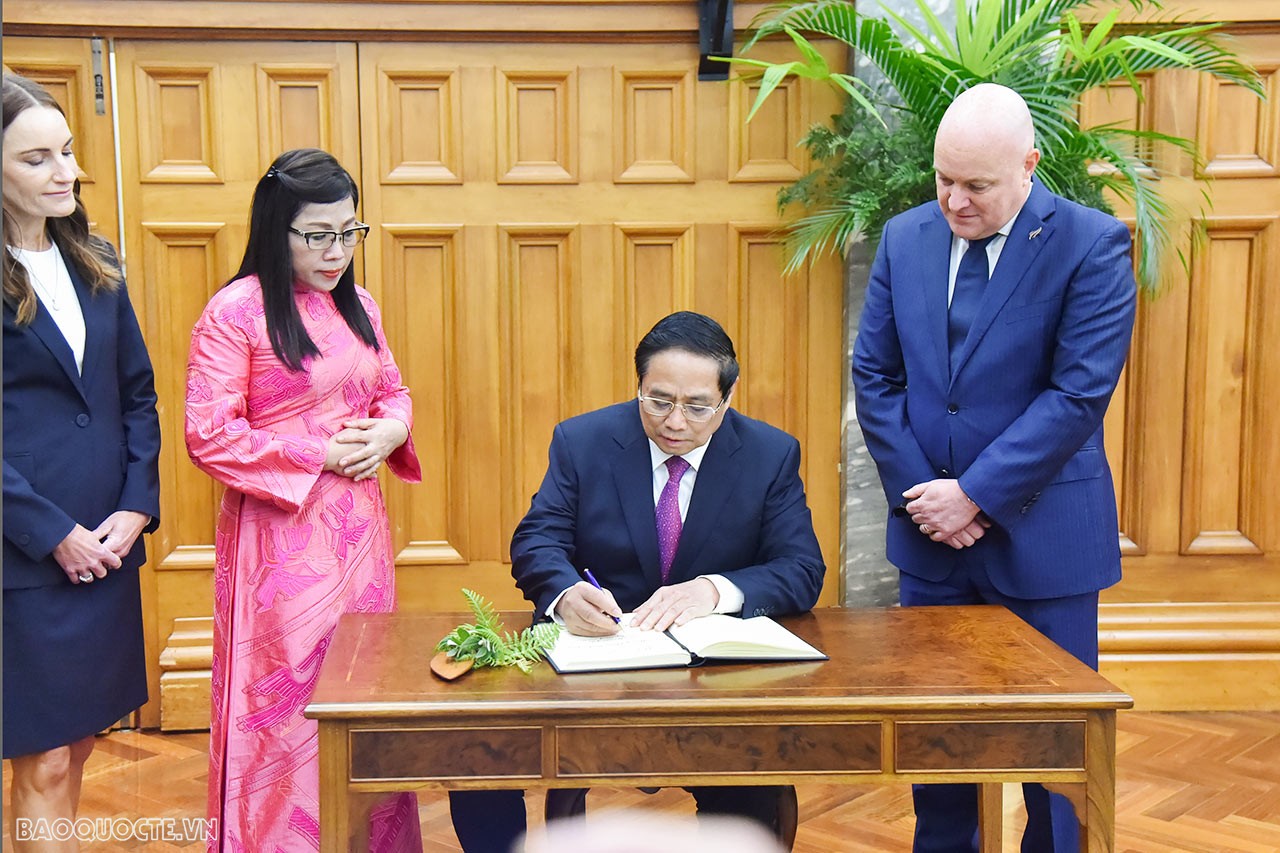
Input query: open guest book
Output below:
<box><xmin>545</xmin><ymin>613</ymin><xmax>828</xmax><ymax>674</ymax></box>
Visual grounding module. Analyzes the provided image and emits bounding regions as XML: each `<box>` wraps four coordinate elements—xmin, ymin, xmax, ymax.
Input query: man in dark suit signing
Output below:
<box><xmin>853</xmin><ymin>84</ymin><xmax>1136</xmax><ymax>852</ymax></box>
<box><xmin>449</xmin><ymin>310</ymin><xmax>826</xmax><ymax>851</ymax></box>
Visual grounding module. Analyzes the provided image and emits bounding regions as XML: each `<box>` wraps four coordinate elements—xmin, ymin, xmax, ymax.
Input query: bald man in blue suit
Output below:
<box><xmin>853</xmin><ymin>84</ymin><xmax>1136</xmax><ymax>852</ymax></box>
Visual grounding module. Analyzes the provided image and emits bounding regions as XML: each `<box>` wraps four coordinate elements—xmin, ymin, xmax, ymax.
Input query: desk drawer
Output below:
<box><xmin>349</xmin><ymin>727</ymin><xmax>542</xmax><ymax>781</ymax></box>
<box><xmin>895</xmin><ymin>720</ymin><xmax>1085</xmax><ymax>772</ymax></box>
<box><xmin>557</xmin><ymin>723</ymin><xmax>881</xmax><ymax>777</ymax></box>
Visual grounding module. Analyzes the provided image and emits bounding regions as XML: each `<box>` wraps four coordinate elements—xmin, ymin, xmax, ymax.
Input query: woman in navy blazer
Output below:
<box><xmin>3</xmin><ymin>73</ymin><xmax>160</xmax><ymax>843</ymax></box>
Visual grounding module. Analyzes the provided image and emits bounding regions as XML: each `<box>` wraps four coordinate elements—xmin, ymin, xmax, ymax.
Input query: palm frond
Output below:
<box><xmin>780</xmin><ymin>201</ymin><xmax>868</xmax><ymax>274</ymax></box>
<box><xmin>739</xmin><ymin>0</ymin><xmax>1261</xmax><ymax>292</ymax></box>
<box><xmin>1073</xmin><ymin>129</ymin><xmax>1194</xmax><ymax>290</ymax></box>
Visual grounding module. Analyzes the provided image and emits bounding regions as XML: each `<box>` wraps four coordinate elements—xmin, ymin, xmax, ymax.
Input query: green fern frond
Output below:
<box><xmin>495</xmin><ymin>622</ymin><xmax>562</xmax><ymax>673</ymax></box>
<box><xmin>437</xmin><ymin>590</ymin><xmax>560</xmax><ymax>673</ymax></box>
<box><xmin>461</xmin><ymin>587</ymin><xmax>503</xmax><ymax>635</ymax></box>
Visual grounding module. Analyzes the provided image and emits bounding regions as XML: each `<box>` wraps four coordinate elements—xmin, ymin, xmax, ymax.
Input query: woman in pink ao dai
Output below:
<box><xmin>186</xmin><ymin>149</ymin><xmax>423</xmax><ymax>852</ymax></box>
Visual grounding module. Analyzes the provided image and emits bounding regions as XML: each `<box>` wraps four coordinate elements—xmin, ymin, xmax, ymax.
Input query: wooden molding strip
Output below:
<box><xmin>1100</xmin><ymin>601</ymin><xmax>1280</xmax><ymax>652</ymax></box>
<box><xmin>1100</xmin><ymin>602</ymin><xmax>1280</xmax><ymax>711</ymax></box>
<box><xmin>158</xmin><ymin>617</ymin><xmax>214</xmax><ymax>732</ymax></box>
<box><xmin>1</xmin><ymin>1</ymin><xmax>775</xmax><ymax>40</ymax></box>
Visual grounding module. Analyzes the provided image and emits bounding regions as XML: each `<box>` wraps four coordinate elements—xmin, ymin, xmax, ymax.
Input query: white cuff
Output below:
<box><xmin>704</xmin><ymin>574</ymin><xmax>744</xmax><ymax>614</ymax></box>
<box><xmin>545</xmin><ymin>587</ymin><xmax>571</xmax><ymax>625</ymax></box>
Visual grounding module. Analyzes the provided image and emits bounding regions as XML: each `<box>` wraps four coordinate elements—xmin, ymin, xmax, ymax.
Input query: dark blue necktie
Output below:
<box><xmin>948</xmin><ymin>234</ymin><xmax>996</xmax><ymax>372</ymax></box>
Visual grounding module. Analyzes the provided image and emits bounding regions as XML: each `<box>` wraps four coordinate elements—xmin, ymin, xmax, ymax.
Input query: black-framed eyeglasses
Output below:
<box><xmin>288</xmin><ymin>224</ymin><xmax>370</xmax><ymax>251</ymax></box>
<box><xmin>637</xmin><ymin>393</ymin><xmax>727</xmax><ymax>423</ymax></box>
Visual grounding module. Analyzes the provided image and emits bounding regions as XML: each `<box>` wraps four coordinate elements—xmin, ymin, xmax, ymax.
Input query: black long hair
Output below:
<box><xmin>3</xmin><ymin>72</ymin><xmax>121</xmax><ymax>326</ymax></box>
<box><xmin>228</xmin><ymin>148</ymin><xmax>377</xmax><ymax>370</ymax></box>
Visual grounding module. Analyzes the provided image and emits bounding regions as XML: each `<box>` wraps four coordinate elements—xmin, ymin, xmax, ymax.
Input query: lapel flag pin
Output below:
<box><xmin>1028</xmin><ymin>227</ymin><xmax>1043</xmax><ymax>240</ymax></box>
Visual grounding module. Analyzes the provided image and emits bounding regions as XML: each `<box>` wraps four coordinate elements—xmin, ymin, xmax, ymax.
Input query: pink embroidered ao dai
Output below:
<box><xmin>185</xmin><ymin>275</ymin><xmax>423</xmax><ymax>852</ymax></box>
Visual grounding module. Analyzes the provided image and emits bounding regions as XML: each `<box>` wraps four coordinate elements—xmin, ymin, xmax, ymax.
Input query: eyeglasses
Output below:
<box><xmin>288</xmin><ymin>224</ymin><xmax>370</xmax><ymax>251</ymax></box>
<box><xmin>637</xmin><ymin>393</ymin><xmax>727</xmax><ymax>423</ymax></box>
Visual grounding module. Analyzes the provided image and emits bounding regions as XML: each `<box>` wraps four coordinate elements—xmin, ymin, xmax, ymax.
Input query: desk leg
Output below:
<box><xmin>348</xmin><ymin>794</ymin><xmax>375</xmax><ymax>853</ymax></box>
<box><xmin>977</xmin><ymin>783</ymin><xmax>1003</xmax><ymax>853</ymax></box>
<box><xmin>1043</xmin><ymin>711</ymin><xmax>1117</xmax><ymax>853</ymax></box>
<box><xmin>317</xmin><ymin>721</ymin><xmax>350</xmax><ymax>853</ymax></box>
<box><xmin>1084</xmin><ymin>710</ymin><xmax>1117</xmax><ymax>853</ymax></box>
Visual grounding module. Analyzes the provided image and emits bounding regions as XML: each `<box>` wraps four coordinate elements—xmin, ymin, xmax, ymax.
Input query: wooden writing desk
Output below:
<box><xmin>306</xmin><ymin>605</ymin><xmax>1132</xmax><ymax>851</ymax></box>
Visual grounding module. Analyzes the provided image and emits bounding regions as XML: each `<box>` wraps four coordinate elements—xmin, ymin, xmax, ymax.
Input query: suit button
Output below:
<box><xmin>947</xmin><ymin>403</ymin><xmax>959</xmax><ymax>414</ymax></box>
<box><xmin>75</xmin><ymin>413</ymin><xmax>91</xmax><ymax>427</ymax></box>
<box><xmin>940</xmin><ymin>468</ymin><xmax>951</xmax><ymax>477</ymax></box>
<box><xmin>19</xmin><ymin>534</ymin><xmax>30</xmax><ymax>545</ymax></box>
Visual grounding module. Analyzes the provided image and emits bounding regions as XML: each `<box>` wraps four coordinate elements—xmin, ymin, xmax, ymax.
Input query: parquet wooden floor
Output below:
<box><xmin>4</xmin><ymin>711</ymin><xmax>1278</xmax><ymax>852</ymax></box>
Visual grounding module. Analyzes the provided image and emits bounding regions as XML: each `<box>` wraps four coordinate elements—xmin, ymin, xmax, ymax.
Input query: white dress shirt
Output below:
<box><xmin>12</xmin><ymin>244</ymin><xmax>86</xmax><ymax>373</ymax></box>
<box><xmin>945</xmin><ymin>197</ymin><xmax>1030</xmax><ymax>306</ymax></box>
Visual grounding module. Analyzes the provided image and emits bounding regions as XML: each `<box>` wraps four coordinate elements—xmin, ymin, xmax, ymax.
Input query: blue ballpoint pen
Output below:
<box><xmin>581</xmin><ymin>568</ymin><xmax>622</xmax><ymax>624</ymax></box>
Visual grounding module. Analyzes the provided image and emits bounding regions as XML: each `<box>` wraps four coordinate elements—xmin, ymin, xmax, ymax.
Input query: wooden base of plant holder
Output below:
<box><xmin>429</xmin><ymin>651</ymin><xmax>475</xmax><ymax>681</ymax></box>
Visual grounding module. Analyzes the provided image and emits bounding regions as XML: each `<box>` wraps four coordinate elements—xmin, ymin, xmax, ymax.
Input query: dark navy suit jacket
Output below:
<box><xmin>511</xmin><ymin>402</ymin><xmax>825</xmax><ymax>619</ymax></box>
<box><xmin>3</xmin><ymin>244</ymin><xmax>161</xmax><ymax>589</ymax></box>
<box><xmin>853</xmin><ymin>181</ymin><xmax>1136</xmax><ymax>599</ymax></box>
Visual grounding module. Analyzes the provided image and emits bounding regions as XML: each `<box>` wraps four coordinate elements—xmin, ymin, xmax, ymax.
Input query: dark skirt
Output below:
<box><xmin>3</xmin><ymin>567</ymin><xmax>147</xmax><ymax>758</ymax></box>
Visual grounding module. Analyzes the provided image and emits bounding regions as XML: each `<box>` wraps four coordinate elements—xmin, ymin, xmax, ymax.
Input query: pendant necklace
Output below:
<box><xmin>25</xmin><ymin>247</ymin><xmax>64</xmax><ymax>311</ymax></box>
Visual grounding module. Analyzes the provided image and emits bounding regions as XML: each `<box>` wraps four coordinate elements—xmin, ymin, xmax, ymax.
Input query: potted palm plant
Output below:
<box><xmin>730</xmin><ymin>0</ymin><xmax>1263</xmax><ymax>293</ymax></box>
<box><xmin>727</xmin><ymin>0</ymin><xmax>1261</xmax><ymax>607</ymax></box>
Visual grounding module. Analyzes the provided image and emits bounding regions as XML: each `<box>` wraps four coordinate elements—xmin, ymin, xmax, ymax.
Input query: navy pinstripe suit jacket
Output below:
<box><xmin>853</xmin><ymin>181</ymin><xmax>1136</xmax><ymax>599</ymax></box>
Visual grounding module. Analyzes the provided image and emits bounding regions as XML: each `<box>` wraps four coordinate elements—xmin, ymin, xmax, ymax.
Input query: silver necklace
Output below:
<box><xmin>24</xmin><ymin>247</ymin><xmax>65</xmax><ymax>311</ymax></box>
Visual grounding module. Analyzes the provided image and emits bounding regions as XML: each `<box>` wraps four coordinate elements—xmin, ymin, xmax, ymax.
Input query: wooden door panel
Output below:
<box><xmin>498</xmin><ymin>224</ymin><xmax>580</xmax><ymax>546</ymax></box>
<box><xmin>377</xmin><ymin>224</ymin><xmax>467</xmax><ymax>567</ymax></box>
<box><xmin>359</xmin><ymin>41</ymin><xmax>844</xmax><ymax>615</ymax></box>
<box><xmin>1181</xmin><ymin>218</ymin><xmax>1272</xmax><ymax>555</ymax></box>
<box><xmin>614</xmin><ymin>69</ymin><xmax>694</xmax><ymax>183</ymax></box>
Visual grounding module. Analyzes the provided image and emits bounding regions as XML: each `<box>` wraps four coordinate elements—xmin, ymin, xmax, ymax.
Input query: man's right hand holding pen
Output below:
<box><xmin>555</xmin><ymin>568</ymin><xmax>624</xmax><ymax>636</ymax></box>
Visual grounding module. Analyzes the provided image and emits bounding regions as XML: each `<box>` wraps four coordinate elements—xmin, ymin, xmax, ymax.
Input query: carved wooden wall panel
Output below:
<box><xmin>731</xmin><ymin>227</ymin><xmax>794</xmax><ymax>432</ymax></box>
<box><xmin>616</xmin><ymin>224</ymin><xmax>695</xmax><ymax>354</ymax></box>
<box><xmin>378</xmin><ymin>226</ymin><xmax>465</xmax><ymax>566</ymax></box>
<box><xmin>1180</xmin><ymin>218</ymin><xmax>1272</xmax><ymax>554</ymax></box>
<box><xmin>1198</xmin><ymin>61</ymin><xmax>1279</xmax><ymax>178</ymax></box>
<box><xmin>256</xmin><ymin>64</ymin><xmax>344</xmax><ymax>163</ymax></box>
<box><xmin>497</xmin><ymin>70</ymin><xmax>577</xmax><ymax>183</ymax></box>
<box><xmin>498</xmin><ymin>225</ymin><xmax>578</xmax><ymax>540</ymax></box>
<box><xmin>132</xmin><ymin>64</ymin><xmax>221</xmax><ymax>183</ymax></box>
<box><xmin>376</xmin><ymin>70</ymin><xmax>462</xmax><ymax>184</ymax></box>
<box><xmin>138</xmin><ymin>223</ymin><xmax>225</xmax><ymax>564</ymax></box>
<box><xmin>614</xmin><ymin>70</ymin><xmax>693</xmax><ymax>183</ymax></box>
<box><xmin>729</xmin><ymin>75</ymin><xmax>805</xmax><ymax>182</ymax></box>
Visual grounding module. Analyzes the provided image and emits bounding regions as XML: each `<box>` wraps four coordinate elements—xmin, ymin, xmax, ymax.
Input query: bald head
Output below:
<box><xmin>937</xmin><ymin>83</ymin><xmax>1036</xmax><ymax>159</ymax></box>
<box><xmin>932</xmin><ymin>84</ymin><xmax>1040</xmax><ymax>240</ymax></box>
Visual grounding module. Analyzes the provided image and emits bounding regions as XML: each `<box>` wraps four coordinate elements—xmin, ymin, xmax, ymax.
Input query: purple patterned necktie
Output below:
<box><xmin>657</xmin><ymin>455</ymin><xmax>691</xmax><ymax>583</ymax></box>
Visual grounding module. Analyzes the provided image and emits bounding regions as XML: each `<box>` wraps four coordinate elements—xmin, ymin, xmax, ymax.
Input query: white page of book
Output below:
<box><xmin>668</xmin><ymin>614</ymin><xmax>825</xmax><ymax>659</ymax></box>
<box><xmin>547</xmin><ymin>615</ymin><xmax>691</xmax><ymax>671</ymax></box>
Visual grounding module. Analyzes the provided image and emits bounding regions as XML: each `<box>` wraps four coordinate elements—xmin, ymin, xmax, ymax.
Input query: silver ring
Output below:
<box><xmin>78</xmin><ymin>572</ymin><xmax>94</xmax><ymax>582</ymax></box>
